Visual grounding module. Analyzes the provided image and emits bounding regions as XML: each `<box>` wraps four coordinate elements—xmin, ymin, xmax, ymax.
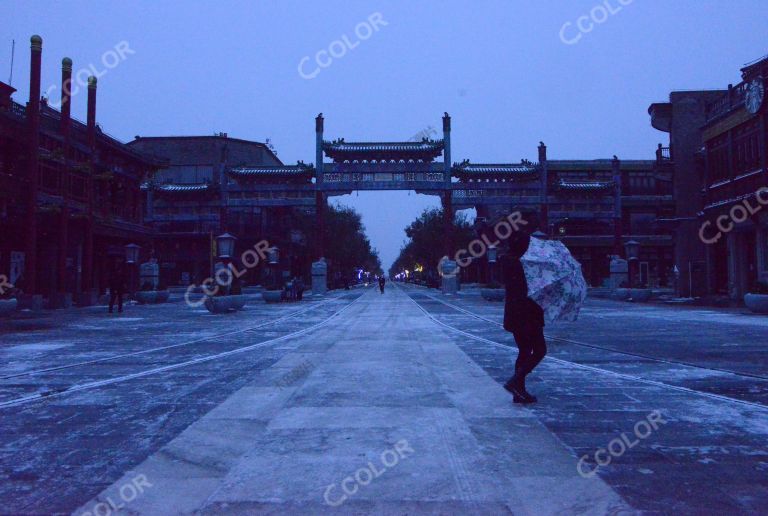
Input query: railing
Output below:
<box><xmin>9</xmin><ymin>101</ymin><xmax>26</xmax><ymax>119</ymax></box>
<box><xmin>706</xmin><ymin>81</ymin><xmax>748</xmax><ymax>122</ymax></box>
<box><xmin>655</xmin><ymin>146</ymin><xmax>672</xmax><ymax>163</ymax></box>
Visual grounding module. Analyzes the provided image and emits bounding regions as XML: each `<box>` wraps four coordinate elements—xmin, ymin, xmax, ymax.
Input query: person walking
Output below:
<box><xmin>500</xmin><ymin>232</ymin><xmax>546</xmax><ymax>404</ymax></box>
<box><xmin>378</xmin><ymin>275</ymin><xmax>386</xmax><ymax>294</ymax></box>
<box><xmin>108</xmin><ymin>258</ymin><xmax>126</xmax><ymax>314</ymax></box>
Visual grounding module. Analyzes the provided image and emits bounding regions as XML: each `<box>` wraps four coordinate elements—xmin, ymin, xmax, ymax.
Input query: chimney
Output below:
<box><xmin>86</xmin><ymin>76</ymin><xmax>97</xmax><ymax>149</ymax></box>
<box><xmin>538</xmin><ymin>141</ymin><xmax>547</xmax><ymax>163</ymax></box>
<box><xmin>28</xmin><ymin>35</ymin><xmax>42</xmax><ymax>115</ymax></box>
<box><xmin>25</xmin><ymin>34</ymin><xmax>43</xmax><ymax>295</ymax></box>
<box><xmin>61</xmin><ymin>57</ymin><xmax>72</xmax><ymax>138</ymax></box>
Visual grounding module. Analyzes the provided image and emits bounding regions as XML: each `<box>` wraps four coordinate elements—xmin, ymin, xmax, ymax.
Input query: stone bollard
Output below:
<box><xmin>441</xmin><ymin>259</ymin><xmax>459</xmax><ymax>294</ymax></box>
<box><xmin>312</xmin><ymin>258</ymin><xmax>328</xmax><ymax>296</ymax></box>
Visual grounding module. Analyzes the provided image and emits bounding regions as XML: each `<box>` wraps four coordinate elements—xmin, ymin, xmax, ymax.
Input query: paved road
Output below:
<box><xmin>1</xmin><ymin>286</ymin><xmax>766</xmax><ymax>514</ymax></box>
<box><xmin>406</xmin><ymin>285</ymin><xmax>768</xmax><ymax>514</ymax></box>
<box><xmin>0</xmin><ymin>291</ymin><xmax>362</xmax><ymax>513</ymax></box>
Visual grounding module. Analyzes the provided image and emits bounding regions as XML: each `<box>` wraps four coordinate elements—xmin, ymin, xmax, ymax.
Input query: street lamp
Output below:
<box><xmin>268</xmin><ymin>246</ymin><xmax>280</xmax><ymax>265</ymax></box>
<box><xmin>216</xmin><ymin>233</ymin><xmax>237</xmax><ymax>259</ymax></box>
<box><xmin>624</xmin><ymin>240</ymin><xmax>640</xmax><ymax>288</ymax></box>
<box><xmin>487</xmin><ymin>245</ymin><xmax>498</xmax><ymax>285</ymax></box>
<box><xmin>124</xmin><ymin>243</ymin><xmax>140</xmax><ymax>264</ymax></box>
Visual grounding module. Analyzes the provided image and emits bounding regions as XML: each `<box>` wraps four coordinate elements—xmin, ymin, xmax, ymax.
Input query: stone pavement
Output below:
<box><xmin>76</xmin><ymin>287</ymin><xmax>628</xmax><ymax>515</ymax></box>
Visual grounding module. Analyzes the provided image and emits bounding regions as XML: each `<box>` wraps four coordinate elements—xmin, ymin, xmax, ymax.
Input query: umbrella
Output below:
<box><xmin>521</xmin><ymin>236</ymin><xmax>587</xmax><ymax>322</ymax></box>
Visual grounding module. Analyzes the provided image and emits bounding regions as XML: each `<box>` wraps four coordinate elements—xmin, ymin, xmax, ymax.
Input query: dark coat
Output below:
<box><xmin>108</xmin><ymin>262</ymin><xmax>127</xmax><ymax>291</ymax></box>
<box><xmin>500</xmin><ymin>254</ymin><xmax>544</xmax><ymax>332</ymax></box>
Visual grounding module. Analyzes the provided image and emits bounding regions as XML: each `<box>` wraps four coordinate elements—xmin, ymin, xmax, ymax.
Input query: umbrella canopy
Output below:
<box><xmin>521</xmin><ymin>237</ymin><xmax>587</xmax><ymax>322</ymax></box>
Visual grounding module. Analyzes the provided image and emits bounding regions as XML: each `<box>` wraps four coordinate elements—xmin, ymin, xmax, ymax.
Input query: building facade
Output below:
<box><xmin>130</xmin><ymin>136</ymin><xmax>314</xmax><ymax>286</ymax></box>
<box><xmin>0</xmin><ymin>36</ymin><xmax>161</xmax><ymax>306</ymax></box>
<box><xmin>455</xmin><ymin>148</ymin><xmax>674</xmax><ymax>288</ymax></box>
<box><xmin>651</xmin><ymin>55</ymin><xmax>768</xmax><ymax>300</ymax></box>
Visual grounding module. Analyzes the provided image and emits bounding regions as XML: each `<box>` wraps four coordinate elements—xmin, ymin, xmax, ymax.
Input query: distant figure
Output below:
<box><xmin>295</xmin><ymin>276</ymin><xmax>305</xmax><ymax>301</ymax></box>
<box><xmin>378</xmin><ymin>276</ymin><xmax>386</xmax><ymax>294</ymax></box>
<box><xmin>500</xmin><ymin>232</ymin><xmax>546</xmax><ymax>404</ymax></box>
<box><xmin>108</xmin><ymin>258</ymin><xmax>126</xmax><ymax>314</ymax></box>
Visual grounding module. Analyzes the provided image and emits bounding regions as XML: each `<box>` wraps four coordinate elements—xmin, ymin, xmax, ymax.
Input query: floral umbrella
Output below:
<box><xmin>521</xmin><ymin>236</ymin><xmax>588</xmax><ymax>322</ymax></box>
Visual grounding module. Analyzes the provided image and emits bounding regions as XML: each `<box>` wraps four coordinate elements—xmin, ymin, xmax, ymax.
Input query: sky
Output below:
<box><xmin>4</xmin><ymin>0</ymin><xmax>767</xmax><ymax>269</ymax></box>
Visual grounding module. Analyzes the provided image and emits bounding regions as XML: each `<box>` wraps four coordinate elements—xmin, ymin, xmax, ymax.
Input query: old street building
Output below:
<box><xmin>456</xmin><ymin>147</ymin><xmax>674</xmax><ymax>288</ymax></box>
<box><xmin>129</xmin><ymin>135</ymin><xmax>314</xmax><ymax>285</ymax></box>
<box><xmin>651</xmin><ymin>54</ymin><xmax>768</xmax><ymax>299</ymax></box>
<box><xmin>0</xmin><ymin>36</ymin><xmax>161</xmax><ymax>307</ymax></box>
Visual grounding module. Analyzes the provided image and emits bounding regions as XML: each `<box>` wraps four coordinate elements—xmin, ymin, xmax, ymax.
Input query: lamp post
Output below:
<box><xmin>487</xmin><ymin>245</ymin><xmax>498</xmax><ymax>284</ymax></box>
<box><xmin>267</xmin><ymin>245</ymin><xmax>280</xmax><ymax>290</ymax></box>
<box><xmin>215</xmin><ymin>233</ymin><xmax>237</xmax><ymax>294</ymax></box>
<box><xmin>624</xmin><ymin>240</ymin><xmax>640</xmax><ymax>288</ymax></box>
<box><xmin>124</xmin><ymin>243</ymin><xmax>140</xmax><ymax>299</ymax></box>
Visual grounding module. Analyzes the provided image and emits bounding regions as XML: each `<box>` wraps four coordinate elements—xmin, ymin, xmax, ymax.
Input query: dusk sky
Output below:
<box><xmin>5</xmin><ymin>1</ymin><xmax>767</xmax><ymax>268</ymax></box>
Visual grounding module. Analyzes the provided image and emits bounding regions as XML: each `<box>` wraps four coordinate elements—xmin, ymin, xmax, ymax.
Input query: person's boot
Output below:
<box><xmin>517</xmin><ymin>373</ymin><xmax>537</xmax><ymax>403</ymax></box>
<box><xmin>503</xmin><ymin>374</ymin><xmax>535</xmax><ymax>404</ymax></box>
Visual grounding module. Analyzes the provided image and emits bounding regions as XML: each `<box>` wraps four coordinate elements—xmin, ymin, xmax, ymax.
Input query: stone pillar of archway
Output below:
<box><xmin>440</xmin><ymin>191</ymin><xmax>458</xmax><ymax>293</ymax></box>
<box><xmin>315</xmin><ymin>191</ymin><xmax>326</xmax><ymax>260</ymax></box>
<box><xmin>442</xmin><ymin>191</ymin><xmax>454</xmax><ymax>258</ymax></box>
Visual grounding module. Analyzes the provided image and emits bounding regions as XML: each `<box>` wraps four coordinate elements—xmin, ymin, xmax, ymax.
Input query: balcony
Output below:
<box><xmin>648</xmin><ymin>103</ymin><xmax>672</xmax><ymax>132</ymax></box>
<box><xmin>705</xmin><ymin>81</ymin><xmax>748</xmax><ymax>123</ymax></box>
<box><xmin>655</xmin><ymin>145</ymin><xmax>672</xmax><ymax>164</ymax></box>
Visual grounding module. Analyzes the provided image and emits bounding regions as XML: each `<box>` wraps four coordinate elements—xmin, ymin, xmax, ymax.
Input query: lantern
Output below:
<box><xmin>216</xmin><ymin>233</ymin><xmax>237</xmax><ymax>259</ymax></box>
<box><xmin>124</xmin><ymin>243</ymin><xmax>140</xmax><ymax>264</ymax></box>
<box><xmin>624</xmin><ymin>240</ymin><xmax>640</xmax><ymax>261</ymax></box>
<box><xmin>268</xmin><ymin>246</ymin><xmax>280</xmax><ymax>265</ymax></box>
<box><xmin>487</xmin><ymin>246</ymin><xmax>498</xmax><ymax>264</ymax></box>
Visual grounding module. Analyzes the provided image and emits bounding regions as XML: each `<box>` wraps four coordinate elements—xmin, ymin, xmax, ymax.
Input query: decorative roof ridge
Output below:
<box><xmin>323</xmin><ymin>138</ymin><xmax>444</xmax><ymax>146</ymax></box>
<box><xmin>231</xmin><ymin>160</ymin><xmax>313</xmax><ymax>170</ymax></box>
<box><xmin>453</xmin><ymin>159</ymin><xmax>539</xmax><ymax>168</ymax></box>
<box><xmin>557</xmin><ymin>179</ymin><xmax>614</xmax><ymax>185</ymax></box>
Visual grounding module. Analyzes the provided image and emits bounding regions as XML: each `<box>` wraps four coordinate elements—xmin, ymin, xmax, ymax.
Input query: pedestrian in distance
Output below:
<box><xmin>500</xmin><ymin>231</ymin><xmax>547</xmax><ymax>404</ymax></box>
<box><xmin>108</xmin><ymin>257</ymin><xmax>127</xmax><ymax>314</ymax></box>
<box><xmin>378</xmin><ymin>275</ymin><xmax>386</xmax><ymax>294</ymax></box>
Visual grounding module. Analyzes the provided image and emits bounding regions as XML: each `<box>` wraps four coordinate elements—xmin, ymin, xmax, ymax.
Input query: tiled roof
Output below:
<box><xmin>155</xmin><ymin>183</ymin><xmax>212</xmax><ymax>192</ymax></box>
<box><xmin>557</xmin><ymin>180</ymin><xmax>615</xmax><ymax>191</ymax></box>
<box><xmin>322</xmin><ymin>140</ymin><xmax>444</xmax><ymax>153</ymax></box>
<box><xmin>453</xmin><ymin>163</ymin><xmax>538</xmax><ymax>175</ymax></box>
<box><xmin>228</xmin><ymin>164</ymin><xmax>314</xmax><ymax>177</ymax></box>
